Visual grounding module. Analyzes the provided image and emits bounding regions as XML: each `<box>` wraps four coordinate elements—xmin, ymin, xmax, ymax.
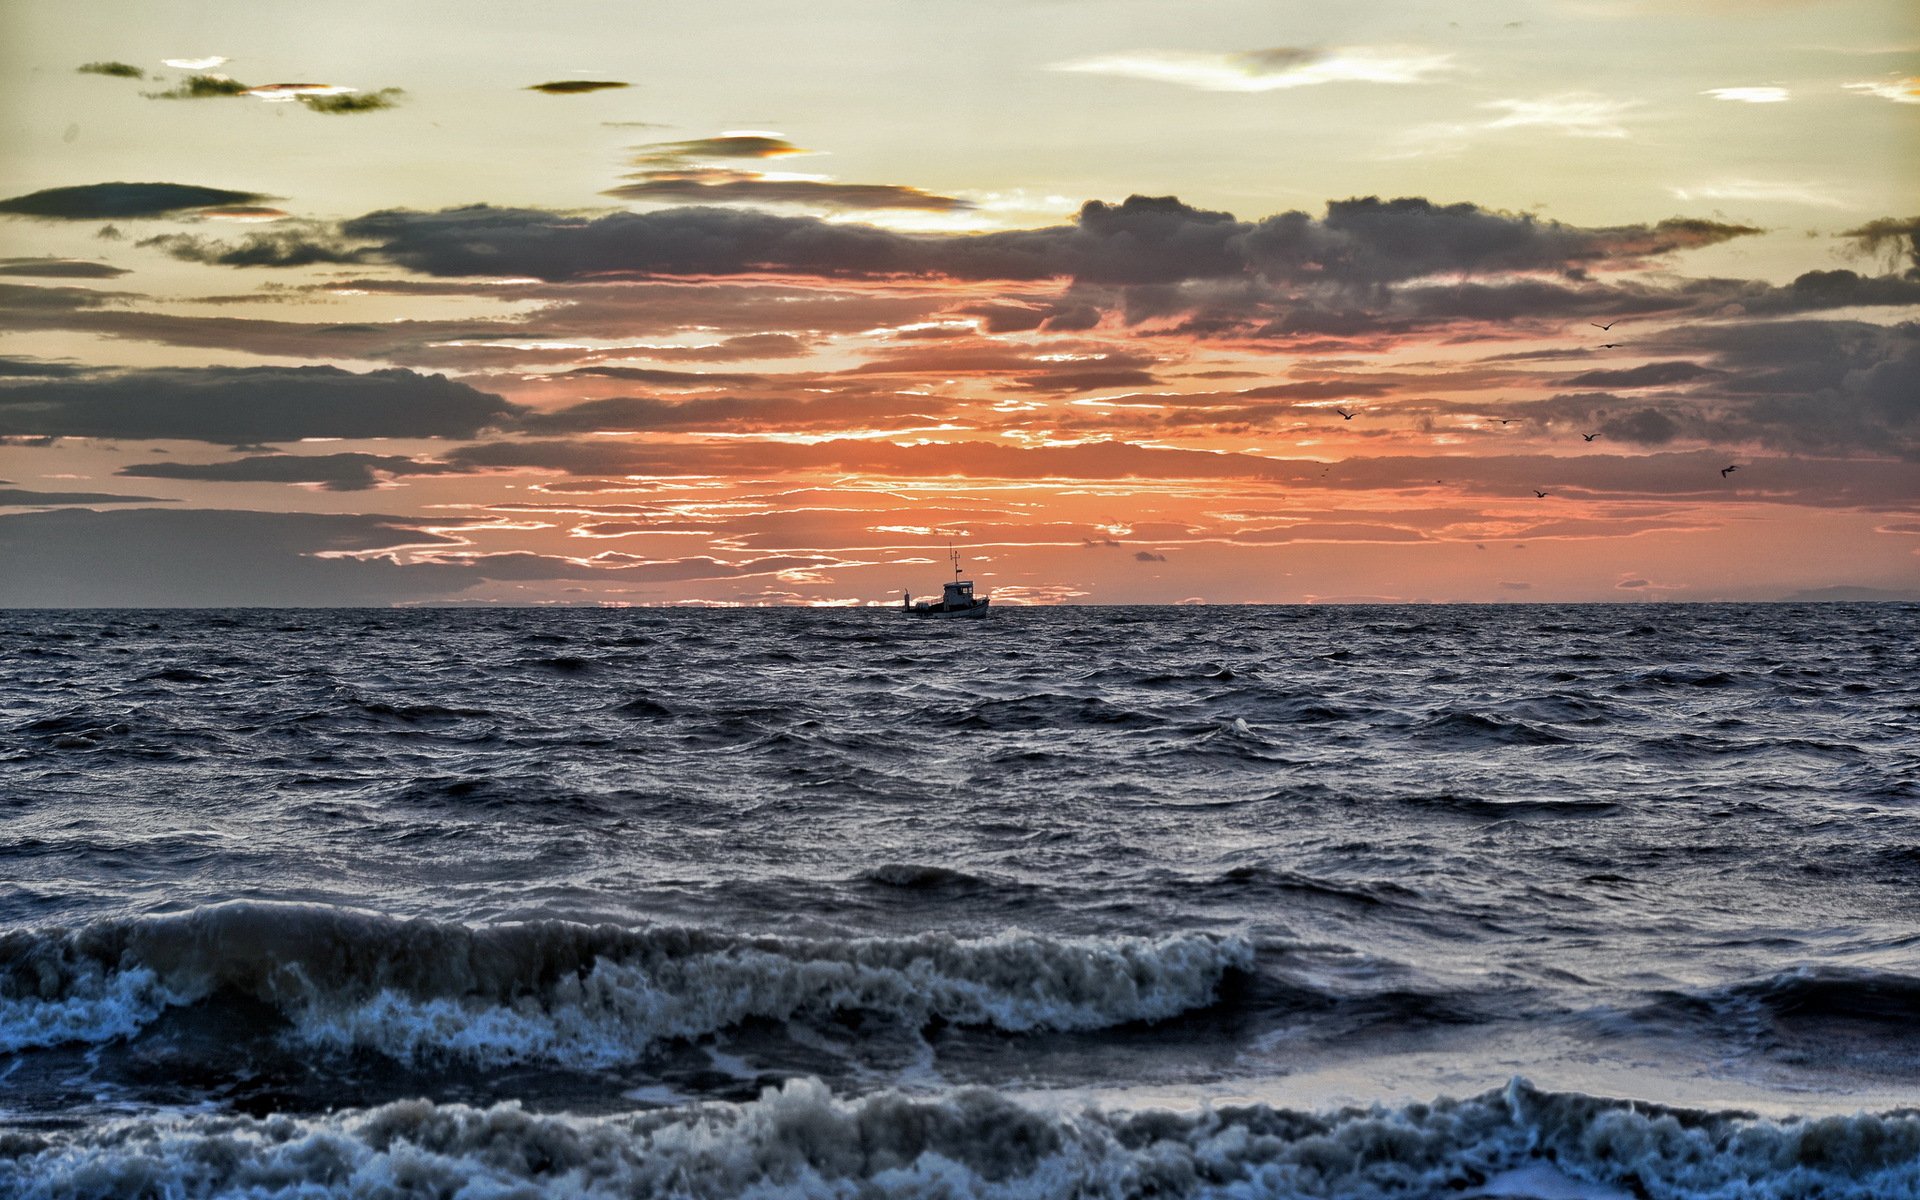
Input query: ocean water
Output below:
<box><xmin>1</xmin><ymin>603</ymin><xmax>1916</xmax><ymax>1199</ymax></box>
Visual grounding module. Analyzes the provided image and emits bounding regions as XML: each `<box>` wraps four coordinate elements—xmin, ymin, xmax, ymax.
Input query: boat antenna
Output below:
<box><xmin>950</xmin><ymin>541</ymin><xmax>962</xmax><ymax>580</ymax></box>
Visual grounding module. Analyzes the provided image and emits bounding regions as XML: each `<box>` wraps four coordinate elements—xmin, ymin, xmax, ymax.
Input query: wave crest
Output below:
<box><xmin>4</xmin><ymin>1079</ymin><xmax>1915</xmax><ymax>1199</ymax></box>
<box><xmin>0</xmin><ymin>903</ymin><xmax>1252</xmax><ymax>1066</ymax></box>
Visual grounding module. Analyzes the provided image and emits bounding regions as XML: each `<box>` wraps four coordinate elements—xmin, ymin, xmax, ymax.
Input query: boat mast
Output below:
<box><xmin>950</xmin><ymin>542</ymin><xmax>962</xmax><ymax>582</ymax></box>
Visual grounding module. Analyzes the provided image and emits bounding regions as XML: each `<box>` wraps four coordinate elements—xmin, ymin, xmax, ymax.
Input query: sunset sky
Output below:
<box><xmin>2</xmin><ymin>0</ymin><xmax>1916</xmax><ymax>606</ymax></box>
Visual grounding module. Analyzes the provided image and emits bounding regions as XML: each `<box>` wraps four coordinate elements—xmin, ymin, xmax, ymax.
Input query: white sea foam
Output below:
<box><xmin>0</xmin><ymin>965</ymin><xmax>188</xmax><ymax>1054</ymax></box>
<box><xmin>2</xmin><ymin>1078</ymin><xmax>1913</xmax><ymax>1200</ymax></box>
<box><xmin>288</xmin><ymin>929</ymin><xmax>1255</xmax><ymax>1067</ymax></box>
<box><xmin>0</xmin><ymin>907</ymin><xmax>1252</xmax><ymax>1066</ymax></box>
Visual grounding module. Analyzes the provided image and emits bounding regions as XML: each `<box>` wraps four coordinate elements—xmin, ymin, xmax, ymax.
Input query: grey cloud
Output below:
<box><xmin>0</xmin><ymin>357</ymin><xmax>86</xmax><ymax>378</ymax></box>
<box><xmin>154</xmin><ymin>194</ymin><xmax>1764</xmax><ymax>288</ymax></box>
<box><xmin>1753</xmin><ymin>269</ymin><xmax>1920</xmax><ymax>311</ymax></box>
<box><xmin>560</xmin><ymin>366</ymin><xmax>763</xmax><ymax>387</ymax></box>
<box><xmin>612</xmin><ymin>134</ymin><xmax>972</xmax><ymax>212</ymax></box>
<box><xmin>144</xmin><ymin>74</ymin><xmax>251</xmax><ymax>100</ymax></box>
<box><xmin>77</xmin><ymin>61</ymin><xmax>144</xmax><ymax>79</ymax></box>
<box><xmin>1495</xmin><ymin>322</ymin><xmax>1917</xmax><ymax>456</ymax></box>
<box><xmin>0</xmin><ymin>487</ymin><xmax>169</xmax><ymax>506</ymax></box>
<box><xmin>0</xmin><ymin>182</ymin><xmax>267</xmax><ymax>220</ymax></box>
<box><xmin>632</xmin><ymin>135</ymin><xmax>805</xmax><ymax>163</ymax></box>
<box><xmin>0</xmin><ymin>282</ymin><xmax>131</xmax><ymax>310</ymax></box>
<box><xmin>1134</xmin><ymin>550</ymin><xmax>1167</xmax><ymax>562</ymax></box>
<box><xmin>518</xmin><ymin>392</ymin><xmax>952</xmax><ymax>435</ymax></box>
<box><xmin>1599</xmin><ymin>408</ymin><xmax>1683</xmax><ymax>445</ymax></box>
<box><xmin>1677</xmin><ymin>319</ymin><xmax>1918</xmax><ymax>454</ymax></box>
<box><xmin>635</xmin><ymin>333</ymin><xmax>814</xmax><ymax>361</ymax></box>
<box><xmin>0</xmin><ymin>509</ymin><xmax>465</xmax><ymax>606</ymax></box>
<box><xmin>527</xmin><ymin>80</ymin><xmax>629</xmax><ymax>94</ymax></box>
<box><xmin>117</xmin><ymin>453</ymin><xmax>464</xmax><ymax>491</ymax></box>
<box><xmin>1566</xmin><ymin>361</ymin><xmax>1719</xmax><ymax>388</ymax></box>
<box><xmin>1239</xmin><ymin>380</ymin><xmax>1397</xmax><ymax>400</ymax></box>
<box><xmin>300</xmin><ymin>88</ymin><xmax>404</xmax><ymax>114</ymax></box>
<box><xmin>441</xmin><ymin>435</ymin><xmax>1310</xmax><ymax>483</ymax></box>
<box><xmin>0</xmin><ymin>365</ymin><xmax>522</xmax><ymax>444</ymax></box>
<box><xmin>0</xmin><ymin>507</ymin><xmax>857</xmax><ymax>606</ymax></box>
<box><xmin>606</xmin><ymin>175</ymin><xmax>971</xmax><ymax>212</ymax></box>
<box><xmin>1840</xmin><ymin>215</ymin><xmax>1920</xmax><ymax>275</ymax></box>
<box><xmin>141</xmin><ymin>224</ymin><xmax>367</xmax><ymax>267</ymax></box>
<box><xmin>0</xmin><ymin>258</ymin><xmax>129</xmax><ymax>279</ymax></box>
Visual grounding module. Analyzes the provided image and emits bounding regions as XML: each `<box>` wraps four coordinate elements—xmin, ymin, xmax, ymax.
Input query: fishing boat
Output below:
<box><xmin>902</xmin><ymin>548</ymin><xmax>991</xmax><ymax>618</ymax></box>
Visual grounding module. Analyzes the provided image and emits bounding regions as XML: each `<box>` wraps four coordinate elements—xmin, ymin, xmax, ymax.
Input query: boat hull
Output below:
<box><xmin>907</xmin><ymin>599</ymin><xmax>991</xmax><ymax>619</ymax></box>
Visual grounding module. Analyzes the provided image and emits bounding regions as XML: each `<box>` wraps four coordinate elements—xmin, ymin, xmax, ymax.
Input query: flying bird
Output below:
<box><xmin>1334</xmin><ymin>408</ymin><xmax>1355</xmax><ymax>420</ymax></box>
<box><xmin>1533</xmin><ymin>489</ymin><xmax>1549</xmax><ymax>498</ymax></box>
<box><xmin>1600</xmin><ymin>342</ymin><xmax>1624</xmax><ymax>349</ymax></box>
<box><xmin>1721</xmin><ymin>464</ymin><xmax>1739</xmax><ymax>478</ymax></box>
<box><xmin>1590</xmin><ymin>320</ymin><xmax>1619</xmax><ymax>331</ymax></box>
<box><xmin>1582</xmin><ymin>433</ymin><xmax>1599</xmax><ymax>442</ymax></box>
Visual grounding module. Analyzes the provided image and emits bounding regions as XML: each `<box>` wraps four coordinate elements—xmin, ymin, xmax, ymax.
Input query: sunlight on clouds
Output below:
<box><xmin>1388</xmin><ymin>93</ymin><xmax>1639</xmax><ymax>157</ymax></box>
<box><xmin>243</xmin><ymin>83</ymin><xmax>358</xmax><ymax>101</ymax></box>
<box><xmin>1050</xmin><ymin>46</ymin><xmax>1451</xmax><ymax>92</ymax></box>
<box><xmin>1844</xmin><ymin>76</ymin><xmax>1920</xmax><ymax>103</ymax></box>
<box><xmin>1483</xmin><ymin>94</ymin><xmax>1638</xmax><ymax>138</ymax></box>
<box><xmin>1671</xmin><ymin>180</ymin><xmax>1847</xmax><ymax>207</ymax></box>
<box><xmin>1702</xmin><ymin>87</ymin><xmax>1790</xmax><ymax>103</ymax></box>
<box><xmin>162</xmin><ymin>56</ymin><xmax>228</xmax><ymax>70</ymax></box>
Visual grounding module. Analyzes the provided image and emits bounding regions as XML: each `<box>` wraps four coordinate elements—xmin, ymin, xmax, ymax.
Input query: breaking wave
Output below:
<box><xmin>3</xmin><ymin>1078</ymin><xmax>1915</xmax><ymax>1200</ymax></box>
<box><xmin>0</xmin><ymin>903</ymin><xmax>1252</xmax><ymax>1067</ymax></box>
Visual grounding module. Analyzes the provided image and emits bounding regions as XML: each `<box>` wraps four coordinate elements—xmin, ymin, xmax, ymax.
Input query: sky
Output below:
<box><xmin>1</xmin><ymin>0</ymin><xmax>1916</xmax><ymax>606</ymax></box>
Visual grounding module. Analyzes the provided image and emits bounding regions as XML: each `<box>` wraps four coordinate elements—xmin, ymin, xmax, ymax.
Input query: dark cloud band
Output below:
<box><xmin>149</xmin><ymin>194</ymin><xmax>1766</xmax><ymax>286</ymax></box>
<box><xmin>0</xmin><ymin>365</ymin><xmax>522</xmax><ymax>444</ymax></box>
<box><xmin>0</xmin><ymin>182</ymin><xmax>268</xmax><ymax>220</ymax></box>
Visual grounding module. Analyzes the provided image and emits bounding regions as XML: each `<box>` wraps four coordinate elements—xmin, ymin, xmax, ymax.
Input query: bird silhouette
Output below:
<box><xmin>1590</xmin><ymin>320</ymin><xmax>1619</xmax><ymax>331</ymax></box>
<box><xmin>1720</xmin><ymin>464</ymin><xmax>1739</xmax><ymax>478</ymax></box>
<box><xmin>1533</xmin><ymin>489</ymin><xmax>1549</xmax><ymax>498</ymax></box>
<box><xmin>1334</xmin><ymin>408</ymin><xmax>1355</xmax><ymax>420</ymax></box>
<box><xmin>1582</xmin><ymin>433</ymin><xmax>1599</xmax><ymax>442</ymax></box>
<box><xmin>1600</xmin><ymin>342</ymin><xmax>1624</xmax><ymax>349</ymax></box>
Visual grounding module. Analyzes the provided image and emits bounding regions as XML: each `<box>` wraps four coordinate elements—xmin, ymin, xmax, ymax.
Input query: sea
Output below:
<box><xmin>1</xmin><ymin>603</ymin><xmax>1917</xmax><ymax>1199</ymax></box>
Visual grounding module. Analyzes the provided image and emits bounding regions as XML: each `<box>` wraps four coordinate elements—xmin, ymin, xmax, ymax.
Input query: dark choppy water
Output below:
<box><xmin>2</xmin><ymin>604</ymin><xmax>1917</xmax><ymax>1198</ymax></box>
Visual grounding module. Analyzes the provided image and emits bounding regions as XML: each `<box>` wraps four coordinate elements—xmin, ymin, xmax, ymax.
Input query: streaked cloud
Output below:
<box><xmin>527</xmin><ymin>80</ymin><xmax>629</xmax><ymax>94</ymax></box>
<box><xmin>0</xmin><ymin>258</ymin><xmax>129</xmax><ymax>279</ymax></box>
<box><xmin>609</xmin><ymin>132</ymin><xmax>971</xmax><ymax>212</ymax></box>
<box><xmin>153</xmin><ymin>194</ymin><xmax>1760</xmax><ymax>286</ymax></box>
<box><xmin>0</xmin><ymin>365</ymin><xmax>521</xmax><ymax>444</ymax></box>
<box><xmin>1701</xmin><ymin>87</ymin><xmax>1789</xmax><ymax>103</ymax></box>
<box><xmin>0</xmin><ymin>182</ymin><xmax>267</xmax><ymax>220</ymax></box>
<box><xmin>1670</xmin><ymin>179</ymin><xmax>1847</xmax><ymax>207</ymax></box>
<box><xmin>1844</xmin><ymin>76</ymin><xmax>1920</xmax><ymax>103</ymax></box>
<box><xmin>1840</xmin><ymin>215</ymin><xmax>1920</xmax><ymax>274</ymax></box>
<box><xmin>1391</xmin><ymin>93</ymin><xmax>1641</xmax><ymax>157</ymax></box>
<box><xmin>1050</xmin><ymin>46</ymin><xmax>1451</xmax><ymax>92</ymax></box>
<box><xmin>0</xmin><ymin>487</ymin><xmax>168</xmax><ymax>506</ymax></box>
<box><xmin>606</xmin><ymin>174</ymin><xmax>971</xmax><ymax>212</ymax></box>
<box><xmin>1482</xmin><ymin>94</ymin><xmax>1639</xmax><ymax>138</ymax></box>
<box><xmin>243</xmin><ymin>83</ymin><xmax>359</xmax><ymax>101</ymax></box>
<box><xmin>162</xmin><ymin>56</ymin><xmax>229</xmax><ymax>70</ymax></box>
<box><xmin>118</xmin><ymin>452</ymin><xmax>463</xmax><ymax>492</ymax></box>
<box><xmin>631</xmin><ymin>134</ymin><xmax>811</xmax><ymax>165</ymax></box>
<box><xmin>77</xmin><ymin>61</ymin><xmax>144</xmax><ymax>79</ymax></box>
<box><xmin>298</xmin><ymin>89</ymin><xmax>404</xmax><ymax>115</ymax></box>
<box><xmin>200</xmin><ymin>206</ymin><xmax>290</xmax><ymax>222</ymax></box>
<box><xmin>144</xmin><ymin>74</ymin><xmax>251</xmax><ymax>100</ymax></box>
